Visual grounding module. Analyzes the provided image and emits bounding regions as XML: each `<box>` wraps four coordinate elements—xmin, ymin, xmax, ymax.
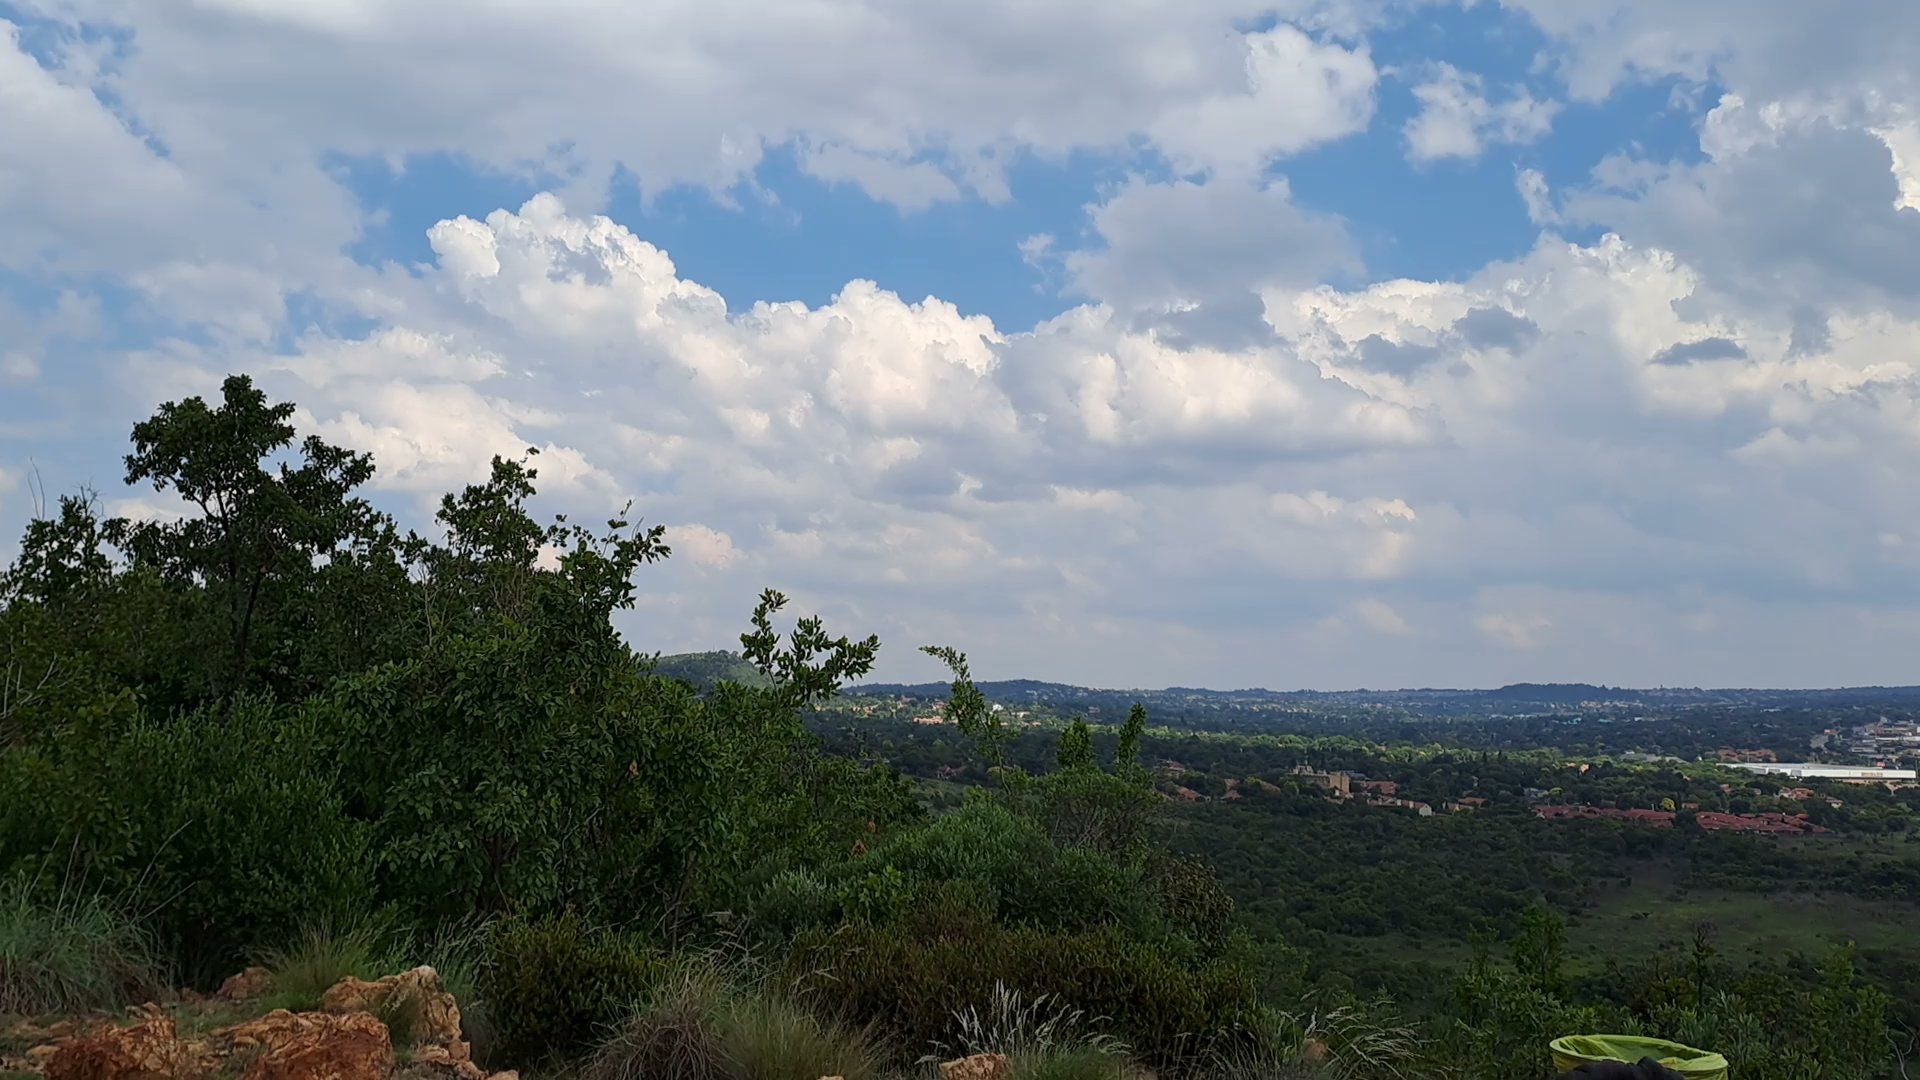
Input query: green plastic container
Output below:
<box><xmin>1550</xmin><ymin>1035</ymin><xmax>1729</xmax><ymax>1078</ymax></box>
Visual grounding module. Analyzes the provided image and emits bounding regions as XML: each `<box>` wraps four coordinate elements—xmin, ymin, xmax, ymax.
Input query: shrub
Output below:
<box><xmin>587</xmin><ymin>960</ymin><xmax>881</xmax><ymax>1080</ymax></box>
<box><xmin>0</xmin><ymin>877</ymin><xmax>164</xmax><ymax>1015</ymax></box>
<box><xmin>787</xmin><ymin>918</ymin><xmax>1258</xmax><ymax>1067</ymax></box>
<box><xmin>824</xmin><ymin>801</ymin><xmax>1160</xmax><ymax>936</ymax></box>
<box><xmin>483</xmin><ymin>914</ymin><xmax>667</xmax><ymax>1065</ymax></box>
<box><xmin>1</xmin><ymin>699</ymin><xmax>373</xmax><ymax>982</ymax></box>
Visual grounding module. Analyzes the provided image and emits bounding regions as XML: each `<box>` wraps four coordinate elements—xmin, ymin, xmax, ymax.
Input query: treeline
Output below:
<box><xmin>827</xmin><ymin>689</ymin><xmax>1911</xmax><ymax>765</ymax></box>
<box><xmin>0</xmin><ymin>376</ymin><xmax>1904</xmax><ymax>1079</ymax></box>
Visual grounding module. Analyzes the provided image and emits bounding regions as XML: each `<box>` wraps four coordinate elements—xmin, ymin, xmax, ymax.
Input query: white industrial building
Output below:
<box><xmin>1727</xmin><ymin>762</ymin><xmax>1917</xmax><ymax>782</ymax></box>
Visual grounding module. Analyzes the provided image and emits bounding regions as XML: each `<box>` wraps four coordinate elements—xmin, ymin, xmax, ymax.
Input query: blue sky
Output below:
<box><xmin>5</xmin><ymin>0</ymin><xmax>1920</xmax><ymax>689</ymax></box>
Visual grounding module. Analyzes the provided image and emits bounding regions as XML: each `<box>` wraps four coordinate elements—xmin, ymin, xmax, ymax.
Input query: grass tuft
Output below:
<box><xmin>254</xmin><ymin>917</ymin><xmax>394</xmax><ymax>1011</ymax></box>
<box><xmin>1209</xmin><ymin>1001</ymin><xmax>1423</xmax><ymax>1080</ymax></box>
<box><xmin>585</xmin><ymin>961</ymin><xmax>733</xmax><ymax>1080</ymax></box>
<box><xmin>721</xmin><ymin>989</ymin><xmax>882</xmax><ymax>1080</ymax></box>
<box><xmin>586</xmin><ymin>958</ymin><xmax>881</xmax><ymax>1080</ymax></box>
<box><xmin>1008</xmin><ymin>1045</ymin><xmax>1135</xmax><ymax>1080</ymax></box>
<box><xmin>939</xmin><ymin>981</ymin><xmax>1129</xmax><ymax>1061</ymax></box>
<box><xmin>0</xmin><ymin>877</ymin><xmax>164</xmax><ymax>1015</ymax></box>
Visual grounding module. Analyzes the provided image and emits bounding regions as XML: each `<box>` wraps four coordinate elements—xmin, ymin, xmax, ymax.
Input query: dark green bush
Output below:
<box><xmin>483</xmin><ymin>914</ymin><xmax>668</xmax><ymax>1064</ymax></box>
<box><xmin>785</xmin><ymin>918</ymin><xmax>1258</xmax><ymax>1066</ymax></box>
<box><xmin>789</xmin><ymin>800</ymin><xmax>1161</xmax><ymax>937</ymax></box>
<box><xmin>0</xmin><ymin>699</ymin><xmax>372</xmax><ymax>982</ymax></box>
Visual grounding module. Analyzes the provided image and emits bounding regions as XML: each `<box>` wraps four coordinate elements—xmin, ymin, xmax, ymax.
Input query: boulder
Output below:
<box><xmin>223</xmin><ymin>1009</ymin><xmax>393</xmax><ymax>1080</ymax></box>
<box><xmin>45</xmin><ymin>1006</ymin><xmax>196</xmax><ymax>1080</ymax></box>
<box><xmin>321</xmin><ymin>966</ymin><xmax>465</xmax><ymax>1061</ymax></box>
<box><xmin>220</xmin><ymin>966</ymin><xmax>277</xmax><ymax>1001</ymax></box>
<box><xmin>938</xmin><ymin>1053</ymin><xmax>1010</xmax><ymax>1080</ymax></box>
<box><xmin>408</xmin><ymin>1041</ymin><xmax>484</xmax><ymax>1079</ymax></box>
<box><xmin>45</xmin><ymin>1005</ymin><xmax>197</xmax><ymax>1080</ymax></box>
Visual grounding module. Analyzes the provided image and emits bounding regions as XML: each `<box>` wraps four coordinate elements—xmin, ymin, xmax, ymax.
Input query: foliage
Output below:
<box><xmin>482</xmin><ymin>914</ymin><xmax>668</xmax><ymax>1066</ymax></box>
<box><xmin>1056</xmin><ymin>719</ymin><xmax>1095</xmax><ymax>771</ymax></box>
<box><xmin>742</xmin><ymin>589</ymin><xmax>879</xmax><ymax>710</ymax></box>
<box><xmin>1115</xmin><ymin>703</ymin><xmax>1147</xmax><ymax>775</ymax></box>
<box><xmin>0</xmin><ymin>875</ymin><xmax>164</xmax><ymax>1015</ymax></box>
<box><xmin>922</xmin><ymin>646</ymin><xmax>1006</xmax><ymax>764</ymax></box>
<box><xmin>788</xmin><ymin>917</ymin><xmax>1258</xmax><ymax>1067</ymax></box>
<box><xmin>0</xmin><ymin>698</ymin><xmax>373</xmax><ymax>979</ymax></box>
<box><xmin>105</xmin><ymin>374</ymin><xmax>413</xmax><ymax>708</ymax></box>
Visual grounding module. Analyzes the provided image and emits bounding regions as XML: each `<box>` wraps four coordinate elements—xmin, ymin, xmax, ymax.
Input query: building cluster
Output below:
<box><xmin>1838</xmin><ymin>718</ymin><xmax>1920</xmax><ymax>761</ymax></box>
<box><xmin>1283</xmin><ymin>765</ymin><xmax>1476</xmax><ymax>817</ymax></box>
<box><xmin>1532</xmin><ymin>804</ymin><xmax>1830</xmax><ymax>834</ymax></box>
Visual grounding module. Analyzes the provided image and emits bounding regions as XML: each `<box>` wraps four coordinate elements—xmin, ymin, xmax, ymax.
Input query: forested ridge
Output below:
<box><xmin>0</xmin><ymin>377</ymin><xmax>1906</xmax><ymax>1079</ymax></box>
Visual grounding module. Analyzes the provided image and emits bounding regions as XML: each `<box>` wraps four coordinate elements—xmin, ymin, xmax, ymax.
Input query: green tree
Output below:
<box><xmin>104</xmin><ymin>374</ymin><xmax>407</xmax><ymax>705</ymax></box>
<box><xmin>1510</xmin><ymin>903</ymin><xmax>1566</xmax><ymax>997</ymax></box>
<box><xmin>1116</xmin><ymin>702</ymin><xmax>1147</xmax><ymax>774</ymax></box>
<box><xmin>1055</xmin><ymin>718</ymin><xmax>1094</xmax><ymax>770</ymax></box>
<box><xmin>1</xmin><ymin>493</ymin><xmax>113</xmax><ymax>606</ymax></box>
<box><xmin>741</xmin><ymin>589</ymin><xmax>878</xmax><ymax>710</ymax></box>
<box><xmin>921</xmin><ymin>646</ymin><xmax>1005</xmax><ymax>766</ymax></box>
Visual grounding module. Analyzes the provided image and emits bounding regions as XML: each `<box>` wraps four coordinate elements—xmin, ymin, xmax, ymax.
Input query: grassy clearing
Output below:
<box><xmin>0</xmin><ymin>878</ymin><xmax>165</xmax><ymax>1016</ymax></box>
<box><xmin>1571</xmin><ymin>859</ymin><xmax>1920</xmax><ymax>962</ymax></box>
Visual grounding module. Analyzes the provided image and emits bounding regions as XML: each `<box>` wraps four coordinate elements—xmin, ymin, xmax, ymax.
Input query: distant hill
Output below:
<box><xmin>844</xmin><ymin>677</ymin><xmax>1920</xmax><ymax>714</ymax></box>
<box><xmin>648</xmin><ymin>650</ymin><xmax>771</xmax><ymax>692</ymax></box>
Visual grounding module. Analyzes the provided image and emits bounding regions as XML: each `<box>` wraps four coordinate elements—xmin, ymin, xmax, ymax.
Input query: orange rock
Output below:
<box><xmin>409</xmin><ymin>1042</ymin><xmax>486</xmax><ymax>1079</ymax></box>
<box><xmin>220</xmin><ymin>966</ymin><xmax>277</xmax><ymax>1001</ymax></box>
<box><xmin>938</xmin><ymin>1053</ymin><xmax>1010</xmax><ymax>1080</ymax></box>
<box><xmin>223</xmin><ymin>1009</ymin><xmax>393</xmax><ymax>1080</ymax></box>
<box><xmin>45</xmin><ymin>1006</ymin><xmax>194</xmax><ymax>1080</ymax></box>
<box><xmin>321</xmin><ymin>966</ymin><xmax>464</xmax><ymax>1060</ymax></box>
<box><xmin>318</xmin><ymin>977</ymin><xmax>384</xmax><ymax>1015</ymax></box>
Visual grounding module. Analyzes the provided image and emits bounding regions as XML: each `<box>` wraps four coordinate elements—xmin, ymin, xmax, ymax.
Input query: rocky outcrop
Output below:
<box><xmin>10</xmin><ymin>966</ymin><xmax>519</xmax><ymax>1080</ymax></box>
<box><xmin>222</xmin><ymin>1010</ymin><xmax>393</xmax><ymax>1079</ymax></box>
<box><xmin>938</xmin><ymin>1053</ymin><xmax>1011</xmax><ymax>1080</ymax></box>
<box><xmin>320</xmin><ymin>966</ymin><xmax>474</xmax><ymax>1076</ymax></box>
<box><xmin>43</xmin><ymin>1005</ymin><xmax>196</xmax><ymax>1080</ymax></box>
